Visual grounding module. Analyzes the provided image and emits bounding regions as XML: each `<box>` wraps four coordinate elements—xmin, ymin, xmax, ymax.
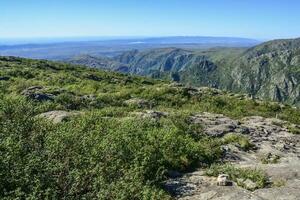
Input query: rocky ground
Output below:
<box><xmin>164</xmin><ymin>113</ymin><xmax>300</xmax><ymax>200</ymax></box>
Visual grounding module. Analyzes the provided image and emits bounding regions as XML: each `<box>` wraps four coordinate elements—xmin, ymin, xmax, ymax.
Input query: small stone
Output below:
<box><xmin>217</xmin><ymin>174</ymin><xmax>232</xmax><ymax>186</ymax></box>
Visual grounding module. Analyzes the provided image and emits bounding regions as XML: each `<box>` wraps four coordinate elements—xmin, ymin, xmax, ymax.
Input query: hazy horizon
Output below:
<box><xmin>0</xmin><ymin>35</ymin><xmax>266</xmax><ymax>45</ymax></box>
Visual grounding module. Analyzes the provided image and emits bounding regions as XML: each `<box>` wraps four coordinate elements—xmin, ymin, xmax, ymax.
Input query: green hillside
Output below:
<box><xmin>0</xmin><ymin>56</ymin><xmax>299</xmax><ymax>199</ymax></box>
<box><xmin>67</xmin><ymin>38</ymin><xmax>300</xmax><ymax>106</ymax></box>
<box><xmin>229</xmin><ymin>38</ymin><xmax>300</xmax><ymax>105</ymax></box>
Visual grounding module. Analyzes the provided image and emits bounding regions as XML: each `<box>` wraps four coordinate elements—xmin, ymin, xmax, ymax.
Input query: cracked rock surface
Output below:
<box><xmin>165</xmin><ymin>113</ymin><xmax>300</xmax><ymax>200</ymax></box>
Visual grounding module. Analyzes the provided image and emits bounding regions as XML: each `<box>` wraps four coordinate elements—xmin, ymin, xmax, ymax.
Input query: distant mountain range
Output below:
<box><xmin>0</xmin><ymin>36</ymin><xmax>260</xmax><ymax>59</ymax></box>
<box><xmin>66</xmin><ymin>38</ymin><xmax>300</xmax><ymax>106</ymax></box>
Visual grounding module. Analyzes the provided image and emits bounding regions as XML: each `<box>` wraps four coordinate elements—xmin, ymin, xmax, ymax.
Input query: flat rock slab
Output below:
<box><xmin>180</xmin><ymin>186</ymin><xmax>263</xmax><ymax>200</ymax></box>
<box><xmin>253</xmin><ymin>179</ymin><xmax>300</xmax><ymax>200</ymax></box>
<box><xmin>165</xmin><ymin>112</ymin><xmax>300</xmax><ymax>200</ymax></box>
<box><xmin>190</xmin><ymin>112</ymin><xmax>239</xmax><ymax>137</ymax></box>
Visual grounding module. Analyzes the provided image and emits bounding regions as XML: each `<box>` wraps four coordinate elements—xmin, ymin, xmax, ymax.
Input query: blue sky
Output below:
<box><xmin>0</xmin><ymin>0</ymin><xmax>299</xmax><ymax>39</ymax></box>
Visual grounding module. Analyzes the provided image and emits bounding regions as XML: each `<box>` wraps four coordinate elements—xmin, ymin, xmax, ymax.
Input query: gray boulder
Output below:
<box><xmin>37</xmin><ymin>110</ymin><xmax>81</xmax><ymax>123</ymax></box>
<box><xmin>191</xmin><ymin>112</ymin><xmax>238</xmax><ymax>137</ymax></box>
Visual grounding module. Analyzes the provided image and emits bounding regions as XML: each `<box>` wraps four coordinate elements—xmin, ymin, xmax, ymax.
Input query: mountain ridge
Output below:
<box><xmin>66</xmin><ymin>38</ymin><xmax>300</xmax><ymax>106</ymax></box>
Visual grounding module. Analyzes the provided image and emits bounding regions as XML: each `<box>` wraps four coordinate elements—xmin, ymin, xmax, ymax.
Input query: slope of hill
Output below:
<box><xmin>66</xmin><ymin>54</ymin><xmax>129</xmax><ymax>72</ymax></box>
<box><xmin>115</xmin><ymin>48</ymin><xmax>215</xmax><ymax>77</ymax></box>
<box><xmin>67</xmin><ymin>38</ymin><xmax>300</xmax><ymax>106</ymax></box>
<box><xmin>69</xmin><ymin>48</ymin><xmax>243</xmax><ymax>85</ymax></box>
<box><xmin>1</xmin><ymin>56</ymin><xmax>299</xmax><ymax>199</ymax></box>
<box><xmin>229</xmin><ymin>38</ymin><xmax>300</xmax><ymax>105</ymax></box>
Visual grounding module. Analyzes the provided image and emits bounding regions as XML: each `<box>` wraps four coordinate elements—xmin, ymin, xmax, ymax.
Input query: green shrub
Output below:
<box><xmin>169</xmin><ymin>113</ymin><xmax>204</xmax><ymax>140</ymax></box>
<box><xmin>287</xmin><ymin>125</ymin><xmax>300</xmax><ymax>134</ymax></box>
<box><xmin>222</xmin><ymin>133</ymin><xmax>254</xmax><ymax>151</ymax></box>
<box><xmin>205</xmin><ymin>164</ymin><xmax>269</xmax><ymax>190</ymax></box>
<box><xmin>260</xmin><ymin>153</ymin><xmax>280</xmax><ymax>164</ymax></box>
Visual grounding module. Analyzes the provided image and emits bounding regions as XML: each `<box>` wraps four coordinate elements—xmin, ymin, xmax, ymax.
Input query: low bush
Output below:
<box><xmin>205</xmin><ymin>164</ymin><xmax>269</xmax><ymax>190</ymax></box>
<box><xmin>222</xmin><ymin>133</ymin><xmax>254</xmax><ymax>151</ymax></box>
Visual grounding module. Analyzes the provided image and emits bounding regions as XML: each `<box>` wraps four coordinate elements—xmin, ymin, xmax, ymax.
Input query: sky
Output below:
<box><xmin>0</xmin><ymin>0</ymin><xmax>300</xmax><ymax>40</ymax></box>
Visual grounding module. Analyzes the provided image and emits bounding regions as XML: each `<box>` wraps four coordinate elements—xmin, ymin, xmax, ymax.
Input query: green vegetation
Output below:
<box><xmin>0</xmin><ymin>56</ymin><xmax>299</xmax><ymax>199</ymax></box>
<box><xmin>205</xmin><ymin>164</ymin><xmax>269</xmax><ymax>190</ymax></box>
<box><xmin>287</xmin><ymin>125</ymin><xmax>300</xmax><ymax>135</ymax></box>
<box><xmin>260</xmin><ymin>153</ymin><xmax>281</xmax><ymax>164</ymax></box>
<box><xmin>222</xmin><ymin>133</ymin><xmax>254</xmax><ymax>151</ymax></box>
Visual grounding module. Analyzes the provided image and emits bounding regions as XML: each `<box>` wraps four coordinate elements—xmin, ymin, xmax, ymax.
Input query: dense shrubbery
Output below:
<box><xmin>0</xmin><ymin>97</ymin><xmax>223</xmax><ymax>199</ymax></box>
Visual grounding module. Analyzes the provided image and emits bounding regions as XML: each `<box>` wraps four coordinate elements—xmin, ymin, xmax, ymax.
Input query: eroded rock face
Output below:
<box><xmin>37</xmin><ymin>110</ymin><xmax>81</xmax><ymax>123</ymax></box>
<box><xmin>165</xmin><ymin>112</ymin><xmax>300</xmax><ymax>200</ymax></box>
